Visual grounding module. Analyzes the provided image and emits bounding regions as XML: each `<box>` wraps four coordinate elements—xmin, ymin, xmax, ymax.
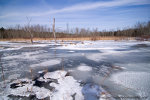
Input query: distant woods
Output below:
<box><xmin>0</xmin><ymin>21</ymin><xmax>150</xmax><ymax>39</ymax></box>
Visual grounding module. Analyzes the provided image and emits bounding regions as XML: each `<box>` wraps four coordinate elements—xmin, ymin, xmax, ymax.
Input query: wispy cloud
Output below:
<box><xmin>30</xmin><ymin>0</ymin><xmax>150</xmax><ymax>16</ymax></box>
<box><xmin>0</xmin><ymin>0</ymin><xmax>150</xmax><ymax>19</ymax></box>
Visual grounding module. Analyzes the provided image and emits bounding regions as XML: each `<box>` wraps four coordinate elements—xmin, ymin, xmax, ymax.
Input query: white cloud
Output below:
<box><xmin>30</xmin><ymin>0</ymin><xmax>150</xmax><ymax>16</ymax></box>
<box><xmin>0</xmin><ymin>0</ymin><xmax>150</xmax><ymax>18</ymax></box>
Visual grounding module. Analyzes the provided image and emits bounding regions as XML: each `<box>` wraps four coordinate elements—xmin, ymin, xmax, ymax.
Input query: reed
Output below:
<box><xmin>30</xmin><ymin>69</ymin><xmax>33</xmax><ymax>80</ymax></box>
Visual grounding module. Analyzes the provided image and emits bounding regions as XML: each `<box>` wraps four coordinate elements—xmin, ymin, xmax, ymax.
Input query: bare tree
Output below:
<box><xmin>53</xmin><ymin>18</ymin><xmax>56</xmax><ymax>43</ymax></box>
<box><xmin>25</xmin><ymin>17</ymin><xmax>33</xmax><ymax>44</ymax></box>
<box><xmin>66</xmin><ymin>23</ymin><xmax>69</xmax><ymax>34</ymax></box>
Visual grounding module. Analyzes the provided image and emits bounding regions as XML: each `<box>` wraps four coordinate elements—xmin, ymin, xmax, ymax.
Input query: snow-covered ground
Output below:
<box><xmin>55</xmin><ymin>40</ymin><xmax>150</xmax><ymax>50</ymax></box>
<box><xmin>0</xmin><ymin>40</ymin><xmax>150</xmax><ymax>100</ymax></box>
<box><xmin>1</xmin><ymin>70</ymin><xmax>114</xmax><ymax>100</ymax></box>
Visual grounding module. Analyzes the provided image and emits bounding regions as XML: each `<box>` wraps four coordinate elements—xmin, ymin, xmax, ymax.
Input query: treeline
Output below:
<box><xmin>0</xmin><ymin>24</ymin><xmax>73</xmax><ymax>39</ymax></box>
<box><xmin>0</xmin><ymin>21</ymin><xmax>150</xmax><ymax>39</ymax></box>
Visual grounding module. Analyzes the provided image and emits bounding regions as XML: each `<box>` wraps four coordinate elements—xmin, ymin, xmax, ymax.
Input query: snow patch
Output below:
<box><xmin>7</xmin><ymin>78</ymin><xmax>50</xmax><ymax>99</ymax></box>
<box><xmin>9</xmin><ymin>83</ymin><xmax>50</xmax><ymax>99</ymax></box>
<box><xmin>68</xmin><ymin>50</ymin><xmax>75</xmax><ymax>53</ymax></box>
<box><xmin>3</xmin><ymin>70</ymin><xmax>85</xmax><ymax>100</ymax></box>
<box><xmin>8</xmin><ymin>74</ymin><xmax>20</xmax><ymax>80</ymax></box>
<box><xmin>30</xmin><ymin>59</ymin><xmax>61</xmax><ymax>68</ymax></box>
<box><xmin>77</xmin><ymin>64</ymin><xmax>92</xmax><ymax>71</ymax></box>
<box><xmin>1</xmin><ymin>70</ymin><xmax>114</xmax><ymax>100</ymax></box>
<box><xmin>44</xmin><ymin>70</ymin><xmax>67</xmax><ymax>79</ymax></box>
<box><xmin>50</xmin><ymin>76</ymin><xmax>84</xmax><ymax>100</ymax></box>
<box><xmin>55</xmin><ymin>40</ymin><xmax>128</xmax><ymax>50</ymax></box>
<box><xmin>86</xmin><ymin>53</ymin><xmax>106</xmax><ymax>62</ymax></box>
<box><xmin>0</xmin><ymin>41</ymin><xmax>50</xmax><ymax>51</ymax></box>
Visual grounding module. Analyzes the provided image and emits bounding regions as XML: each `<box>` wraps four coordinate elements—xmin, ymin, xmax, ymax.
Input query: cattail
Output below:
<box><xmin>31</xmin><ymin>86</ymin><xmax>32</xmax><ymax>92</ymax></box>
<box><xmin>30</xmin><ymin>69</ymin><xmax>33</xmax><ymax>80</ymax></box>
<box><xmin>44</xmin><ymin>68</ymin><xmax>48</xmax><ymax>73</ymax></box>
<box><xmin>27</xmin><ymin>87</ymin><xmax>29</xmax><ymax>92</ymax></box>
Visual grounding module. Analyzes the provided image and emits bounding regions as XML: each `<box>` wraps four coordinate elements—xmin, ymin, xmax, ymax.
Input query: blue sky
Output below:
<box><xmin>0</xmin><ymin>0</ymin><xmax>150</xmax><ymax>31</ymax></box>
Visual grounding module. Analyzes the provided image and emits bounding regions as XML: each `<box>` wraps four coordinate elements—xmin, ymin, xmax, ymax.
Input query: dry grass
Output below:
<box><xmin>0</xmin><ymin>36</ymin><xmax>134</xmax><ymax>42</ymax></box>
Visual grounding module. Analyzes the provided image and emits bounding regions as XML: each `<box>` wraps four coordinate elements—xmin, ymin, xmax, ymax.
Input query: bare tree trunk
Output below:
<box><xmin>29</xmin><ymin>30</ymin><xmax>33</xmax><ymax>44</ymax></box>
<box><xmin>53</xmin><ymin>18</ymin><xmax>56</xmax><ymax>43</ymax></box>
<box><xmin>26</xmin><ymin>17</ymin><xmax>33</xmax><ymax>44</ymax></box>
<box><xmin>66</xmin><ymin>23</ymin><xmax>69</xmax><ymax>34</ymax></box>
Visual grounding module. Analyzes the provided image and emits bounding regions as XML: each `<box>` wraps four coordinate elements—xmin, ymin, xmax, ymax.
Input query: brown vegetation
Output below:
<box><xmin>0</xmin><ymin>37</ymin><xmax>134</xmax><ymax>41</ymax></box>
